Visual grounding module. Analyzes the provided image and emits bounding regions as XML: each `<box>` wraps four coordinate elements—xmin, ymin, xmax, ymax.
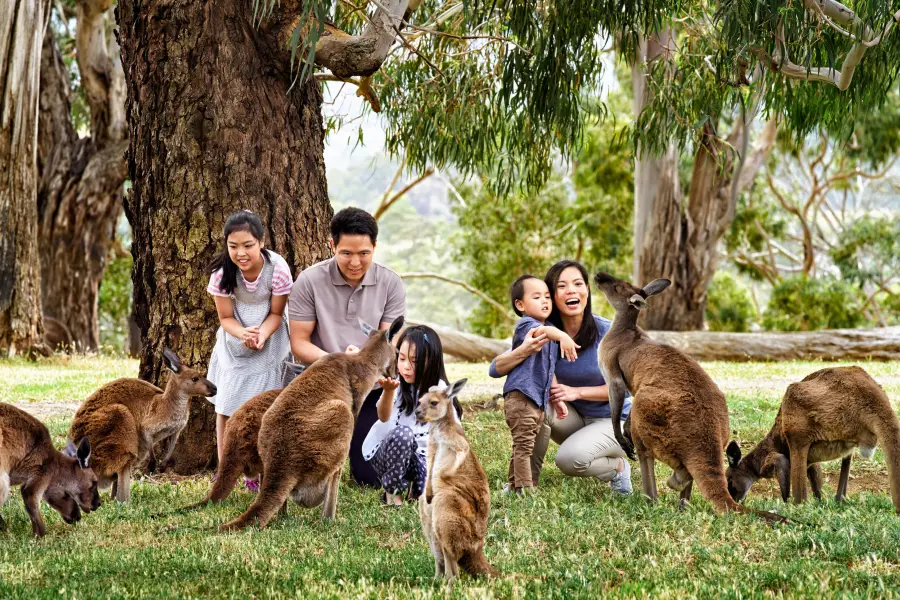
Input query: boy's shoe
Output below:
<box><xmin>609</xmin><ymin>460</ymin><xmax>633</xmax><ymax>495</ymax></box>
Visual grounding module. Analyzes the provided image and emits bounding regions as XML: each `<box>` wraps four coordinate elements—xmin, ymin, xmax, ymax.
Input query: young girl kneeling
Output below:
<box><xmin>362</xmin><ymin>326</ymin><xmax>462</xmax><ymax>506</ymax></box>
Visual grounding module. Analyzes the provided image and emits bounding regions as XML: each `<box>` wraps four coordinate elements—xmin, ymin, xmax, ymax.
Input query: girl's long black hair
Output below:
<box><xmin>208</xmin><ymin>211</ymin><xmax>271</xmax><ymax>296</ymax></box>
<box><xmin>395</xmin><ymin>325</ymin><xmax>462</xmax><ymax>420</ymax></box>
<box><xmin>545</xmin><ymin>260</ymin><xmax>599</xmax><ymax>350</ymax></box>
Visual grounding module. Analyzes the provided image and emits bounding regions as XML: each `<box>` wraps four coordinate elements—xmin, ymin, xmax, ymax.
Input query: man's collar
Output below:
<box><xmin>329</xmin><ymin>258</ymin><xmax>378</xmax><ymax>287</ymax></box>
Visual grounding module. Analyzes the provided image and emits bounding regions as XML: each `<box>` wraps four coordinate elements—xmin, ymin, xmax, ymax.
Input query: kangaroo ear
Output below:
<box><xmin>628</xmin><ymin>294</ymin><xmax>648</xmax><ymax>310</ymax></box>
<box><xmin>446</xmin><ymin>378</ymin><xmax>468</xmax><ymax>400</ymax></box>
<box><xmin>642</xmin><ymin>279</ymin><xmax>671</xmax><ymax>298</ymax></box>
<box><xmin>387</xmin><ymin>316</ymin><xmax>405</xmax><ymax>342</ymax></box>
<box><xmin>63</xmin><ymin>440</ymin><xmax>77</xmax><ymax>457</ymax></box>
<box><xmin>358</xmin><ymin>318</ymin><xmax>375</xmax><ymax>338</ymax></box>
<box><xmin>76</xmin><ymin>437</ymin><xmax>91</xmax><ymax>468</ymax></box>
<box><xmin>726</xmin><ymin>440</ymin><xmax>742</xmax><ymax>468</ymax></box>
<box><xmin>162</xmin><ymin>348</ymin><xmax>182</xmax><ymax>374</ymax></box>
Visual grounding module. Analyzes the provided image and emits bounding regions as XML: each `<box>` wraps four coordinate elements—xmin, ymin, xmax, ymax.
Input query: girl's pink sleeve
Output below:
<box><xmin>207</xmin><ymin>269</ymin><xmax>229</xmax><ymax>297</ymax></box>
<box><xmin>271</xmin><ymin>255</ymin><xmax>294</xmax><ymax>296</ymax></box>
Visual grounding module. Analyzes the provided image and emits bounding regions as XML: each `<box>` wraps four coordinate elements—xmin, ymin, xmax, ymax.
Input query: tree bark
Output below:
<box><xmin>37</xmin><ymin>13</ymin><xmax>128</xmax><ymax>352</ymax></box>
<box><xmin>117</xmin><ymin>0</ymin><xmax>332</xmax><ymax>473</ymax></box>
<box><xmin>407</xmin><ymin>320</ymin><xmax>511</xmax><ymax>362</ymax></box>
<box><xmin>0</xmin><ymin>0</ymin><xmax>50</xmax><ymax>357</ymax></box>
<box><xmin>631</xmin><ymin>34</ymin><xmax>775</xmax><ymax>331</ymax></box>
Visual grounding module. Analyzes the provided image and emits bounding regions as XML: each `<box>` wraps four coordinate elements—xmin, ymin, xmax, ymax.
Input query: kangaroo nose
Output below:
<box><xmin>208</xmin><ymin>384</ymin><xmax>218</xmax><ymax>395</ymax></box>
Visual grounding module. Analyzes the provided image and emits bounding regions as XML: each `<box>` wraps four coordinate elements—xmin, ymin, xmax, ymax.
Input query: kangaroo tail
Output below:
<box><xmin>218</xmin><ymin>472</ymin><xmax>296</xmax><ymax>532</ymax></box>
<box><xmin>458</xmin><ymin>547</ymin><xmax>497</xmax><ymax>578</ymax></box>
<box><xmin>871</xmin><ymin>411</ymin><xmax>900</xmax><ymax>513</ymax></box>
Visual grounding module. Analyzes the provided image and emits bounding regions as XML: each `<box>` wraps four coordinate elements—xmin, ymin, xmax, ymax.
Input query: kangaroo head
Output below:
<box><xmin>359</xmin><ymin>317</ymin><xmax>405</xmax><ymax>379</ymax></box>
<box><xmin>163</xmin><ymin>348</ymin><xmax>218</xmax><ymax>397</ymax></box>
<box><xmin>416</xmin><ymin>378</ymin><xmax>467</xmax><ymax>423</ymax></box>
<box><xmin>594</xmin><ymin>272</ymin><xmax>671</xmax><ymax>313</ymax></box>
<box><xmin>60</xmin><ymin>437</ymin><xmax>102</xmax><ymax>513</ymax></box>
<box><xmin>725</xmin><ymin>440</ymin><xmax>756</xmax><ymax>502</ymax></box>
<box><xmin>44</xmin><ymin>485</ymin><xmax>82</xmax><ymax>525</ymax></box>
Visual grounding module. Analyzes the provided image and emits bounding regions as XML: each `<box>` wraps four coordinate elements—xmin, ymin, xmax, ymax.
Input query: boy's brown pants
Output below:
<box><xmin>504</xmin><ymin>390</ymin><xmax>550</xmax><ymax>489</ymax></box>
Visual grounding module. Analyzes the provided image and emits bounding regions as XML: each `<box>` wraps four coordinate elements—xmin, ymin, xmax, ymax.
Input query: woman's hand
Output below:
<box><xmin>378</xmin><ymin>377</ymin><xmax>400</xmax><ymax>391</ymax></box>
<box><xmin>519</xmin><ymin>328</ymin><xmax>549</xmax><ymax>357</ymax></box>
<box><xmin>549</xmin><ymin>383</ymin><xmax>580</xmax><ymax>404</ymax></box>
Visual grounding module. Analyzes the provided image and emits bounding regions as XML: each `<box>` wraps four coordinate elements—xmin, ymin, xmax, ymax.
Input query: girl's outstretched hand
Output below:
<box><xmin>378</xmin><ymin>377</ymin><xmax>400</xmax><ymax>391</ymax></box>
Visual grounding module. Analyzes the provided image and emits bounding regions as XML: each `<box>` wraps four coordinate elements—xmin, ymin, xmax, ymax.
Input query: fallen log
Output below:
<box><xmin>410</xmin><ymin>321</ymin><xmax>900</xmax><ymax>363</ymax></box>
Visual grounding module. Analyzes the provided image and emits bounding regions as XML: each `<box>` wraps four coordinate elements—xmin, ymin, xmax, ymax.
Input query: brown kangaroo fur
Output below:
<box><xmin>69</xmin><ymin>348</ymin><xmax>216</xmax><ymax>502</ymax></box>
<box><xmin>725</xmin><ymin>405</ymin><xmax>834</xmax><ymax>504</ymax></box>
<box><xmin>417</xmin><ymin>379</ymin><xmax>496</xmax><ymax>580</ymax></box>
<box><xmin>218</xmin><ymin>317</ymin><xmax>405</xmax><ymax>531</ymax></box>
<box><xmin>177</xmin><ymin>363</ymin><xmax>306</xmax><ymax>513</ymax></box>
<box><xmin>735</xmin><ymin>366</ymin><xmax>900</xmax><ymax>510</ymax></box>
<box><xmin>594</xmin><ymin>272</ymin><xmax>786</xmax><ymax>523</ymax></box>
<box><xmin>1</xmin><ymin>403</ymin><xmax>101</xmax><ymax>537</ymax></box>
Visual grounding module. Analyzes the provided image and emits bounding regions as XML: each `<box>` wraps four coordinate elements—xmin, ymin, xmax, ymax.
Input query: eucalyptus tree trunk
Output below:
<box><xmin>117</xmin><ymin>0</ymin><xmax>333</xmax><ymax>473</ymax></box>
<box><xmin>37</xmin><ymin>3</ymin><xmax>128</xmax><ymax>352</ymax></box>
<box><xmin>0</xmin><ymin>0</ymin><xmax>50</xmax><ymax>357</ymax></box>
<box><xmin>631</xmin><ymin>33</ymin><xmax>775</xmax><ymax>331</ymax></box>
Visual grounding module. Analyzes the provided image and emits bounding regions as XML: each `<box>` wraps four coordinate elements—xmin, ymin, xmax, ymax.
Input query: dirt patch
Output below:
<box><xmin>10</xmin><ymin>401</ymin><xmax>79</xmax><ymax>421</ymax></box>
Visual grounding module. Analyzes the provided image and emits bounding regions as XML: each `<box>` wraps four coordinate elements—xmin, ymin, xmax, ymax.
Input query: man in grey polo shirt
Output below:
<box><xmin>288</xmin><ymin>207</ymin><xmax>405</xmax><ymax>486</ymax></box>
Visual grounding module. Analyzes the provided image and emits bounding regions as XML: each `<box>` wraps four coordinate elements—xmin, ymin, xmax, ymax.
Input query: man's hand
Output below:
<box><xmin>345</xmin><ymin>345</ymin><xmax>361</xmax><ymax>355</ymax></box>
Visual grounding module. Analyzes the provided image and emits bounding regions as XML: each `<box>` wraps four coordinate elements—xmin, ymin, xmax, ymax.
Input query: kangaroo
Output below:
<box><xmin>177</xmin><ymin>363</ymin><xmax>306</xmax><ymax>512</ymax></box>
<box><xmin>43</xmin><ymin>316</ymin><xmax>74</xmax><ymax>354</ymax></box>
<box><xmin>69</xmin><ymin>348</ymin><xmax>217</xmax><ymax>501</ymax></box>
<box><xmin>218</xmin><ymin>317</ymin><xmax>405</xmax><ymax>531</ymax></box>
<box><xmin>0</xmin><ymin>403</ymin><xmax>101</xmax><ymax>537</ymax></box>
<box><xmin>734</xmin><ymin>366</ymin><xmax>900</xmax><ymax>510</ymax></box>
<box><xmin>725</xmin><ymin>405</ymin><xmax>836</xmax><ymax>504</ymax></box>
<box><xmin>593</xmin><ymin>272</ymin><xmax>786</xmax><ymax>522</ymax></box>
<box><xmin>417</xmin><ymin>379</ymin><xmax>496</xmax><ymax>580</ymax></box>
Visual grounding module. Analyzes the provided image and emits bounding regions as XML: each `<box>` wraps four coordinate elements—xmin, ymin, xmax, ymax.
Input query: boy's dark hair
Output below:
<box><xmin>509</xmin><ymin>274</ymin><xmax>543</xmax><ymax>317</ymax></box>
<box><xmin>330</xmin><ymin>207</ymin><xmax>378</xmax><ymax>245</ymax></box>
<box><xmin>207</xmin><ymin>211</ymin><xmax>271</xmax><ymax>296</ymax></box>
<box><xmin>395</xmin><ymin>325</ymin><xmax>462</xmax><ymax>420</ymax></box>
<box><xmin>545</xmin><ymin>260</ymin><xmax>598</xmax><ymax>350</ymax></box>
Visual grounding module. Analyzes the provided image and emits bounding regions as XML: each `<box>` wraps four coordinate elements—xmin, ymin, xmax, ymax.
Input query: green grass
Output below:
<box><xmin>2</xmin><ymin>357</ymin><xmax>900</xmax><ymax>598</ymax></box>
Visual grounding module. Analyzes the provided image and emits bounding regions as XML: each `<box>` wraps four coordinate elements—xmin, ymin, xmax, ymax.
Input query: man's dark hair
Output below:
<box><xmin>330</xmin><ymin>207</ymin><xmax>378</xmax><ymax>245</ymax></box>
<box><xmin>509</xmin><ymin>274</ymin><xmax>542</xmax><ymax>317</ymax></box>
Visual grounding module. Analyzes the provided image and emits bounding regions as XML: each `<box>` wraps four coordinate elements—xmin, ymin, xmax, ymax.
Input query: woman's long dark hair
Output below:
<box><xmin>395</xmin><ymin>326</ymin><xmax>462</xmax><ymax>420</ymax></box>
<box><xmin>207</xmin><ymin>211</ymin><xmax>271</xmax><ymax>296</ymax></box>
<box><xmin>545</xmin><ymin>260</ymin><xmax>599</xmax><ymax>350</ymax></box>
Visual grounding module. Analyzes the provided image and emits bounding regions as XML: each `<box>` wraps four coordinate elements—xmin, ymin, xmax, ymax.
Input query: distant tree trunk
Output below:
<box><xmin>37</xmin><ymin>2</ymin><xmax>128</xmax><ymax>352</ymax></box>
<box><xmin>631</xmin><ymin>33</ymin><xmax>775</xmax><ymax>331</ymax></box>
<box><xmin>118</xmin><ymin>0</ymin><xmax>332</xmax><ymax>473</ymax></box>
<box><xmin>0</xmin><ymin>0</ymin><xmax>50</xmax><ymax>357</ymax></box>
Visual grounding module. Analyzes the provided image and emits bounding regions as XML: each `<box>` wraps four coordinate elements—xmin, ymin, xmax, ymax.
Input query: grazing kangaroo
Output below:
<box><xmin>43</xmin><ymin>316</ymin><xmax>74</xmax><ymax>353</ymax></box>
<box><xmin>594</xmin><ymin>272</ymin><xmax>786</xmax><ymax>522</ymax></box>
<box><xmin>1</xmin><ymin>403</ymin><xmax>101</xmax><ymax>537</ymax></box>
<box><xmin>69</xmin><ymin>348</ymin><xmax>217</xmax><ymax>501</ymax></box>
<box><xmin>731</xmin><ymin>366</ymin><xmax>900</xmax><ymax>510</ymax></box>
<box><xmin>178</xmin><ymin>363</ymin><xmax>306</xmax><ymax>512</ymax></box>
<box><xmin>417</xmin><ymin>379</ymin><xmax>496</xmax><ymax>580</ymax></box>
<box><xmin>725</xmin><ymin>406</ymin><xmax>834</xmax><ymax>504</ymax></box>
<box><xmin>219</xmin><ymin>317</ymin><xmax>404</xmax><ymax>531</ymax></box>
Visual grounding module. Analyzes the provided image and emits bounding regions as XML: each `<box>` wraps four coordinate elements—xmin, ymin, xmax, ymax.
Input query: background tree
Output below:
<box><xmin>0</xmin><ymin>0</ymin><xmax>50</xmax><ymax>357</ymax></box>
<box><xmin>38</xmin><ymin>0</ymin><xmax>128</xmax><ymax>352</ymax></box>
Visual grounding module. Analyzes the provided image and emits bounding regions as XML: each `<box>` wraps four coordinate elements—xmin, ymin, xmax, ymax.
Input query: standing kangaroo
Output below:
<box><xmin>219</xmin><ymin>317</ymin><xmax>404</xmax><ymax>531</ymax></box>
<box><xmin>728</xmin><ymin>366</ymin><xmax>900</xmax><ymax>510</ymax></box>
<box><xmin>417</xmin><ymin>379</ymin><xmax>496</xmax><ymax>580</ymax></box>
<box><xmin>177</xmin><ymin>363</ymin><xmax>305</xmax><ymax>512</ymax></box>
<box><xmin>1</xmin><ymin>403</ymin><xmax>101</xmax><ymax>537</ymax></box>
<box><xmin>594</xmin><ymin>272</ymin><xmax>785</xmax><ymax>521</ymax></box>
<box><xmin>69</xmin><ymin>348</ymin><xmax>217</xmax><ymax>501</ymax></box>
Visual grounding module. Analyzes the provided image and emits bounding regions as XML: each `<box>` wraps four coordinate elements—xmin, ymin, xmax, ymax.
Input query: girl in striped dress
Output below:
<box><xmin>206</xmin><ymin>211</ymin><xmax>293</xmax><ymax>474</ymax></box>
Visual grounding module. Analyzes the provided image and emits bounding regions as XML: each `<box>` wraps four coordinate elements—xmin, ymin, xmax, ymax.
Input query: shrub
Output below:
<box><xmin>705</xmin><ymin>272</ymin><xmax>756</xmax><ymax>332</ymax></box>
<box><xmin>762</xmin><ymin>276</ymin><xmax>867</xmax><ymax>331</ymax></box>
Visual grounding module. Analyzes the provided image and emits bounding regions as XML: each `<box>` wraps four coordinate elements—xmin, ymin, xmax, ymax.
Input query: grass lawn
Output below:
<box><xmin>2</xmin><ymin>356</ymin><xmax>900</xmax><ymax>598</ymax></box>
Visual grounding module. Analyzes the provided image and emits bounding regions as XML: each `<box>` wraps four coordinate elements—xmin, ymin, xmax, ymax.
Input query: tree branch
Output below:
<box><xmin>314</xmin><ymin>73</ymin><xmax>381</xmax><ymax>112</ymax></box>
<box><xmin>399</xmin><ymin>272</ymin><xmax>515</xmax><ymax>323</ymax></box>
<box><xmin>373</xmin><ymin>167</ymin><xmax>434</xmax><ymax>220</ymax></box>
